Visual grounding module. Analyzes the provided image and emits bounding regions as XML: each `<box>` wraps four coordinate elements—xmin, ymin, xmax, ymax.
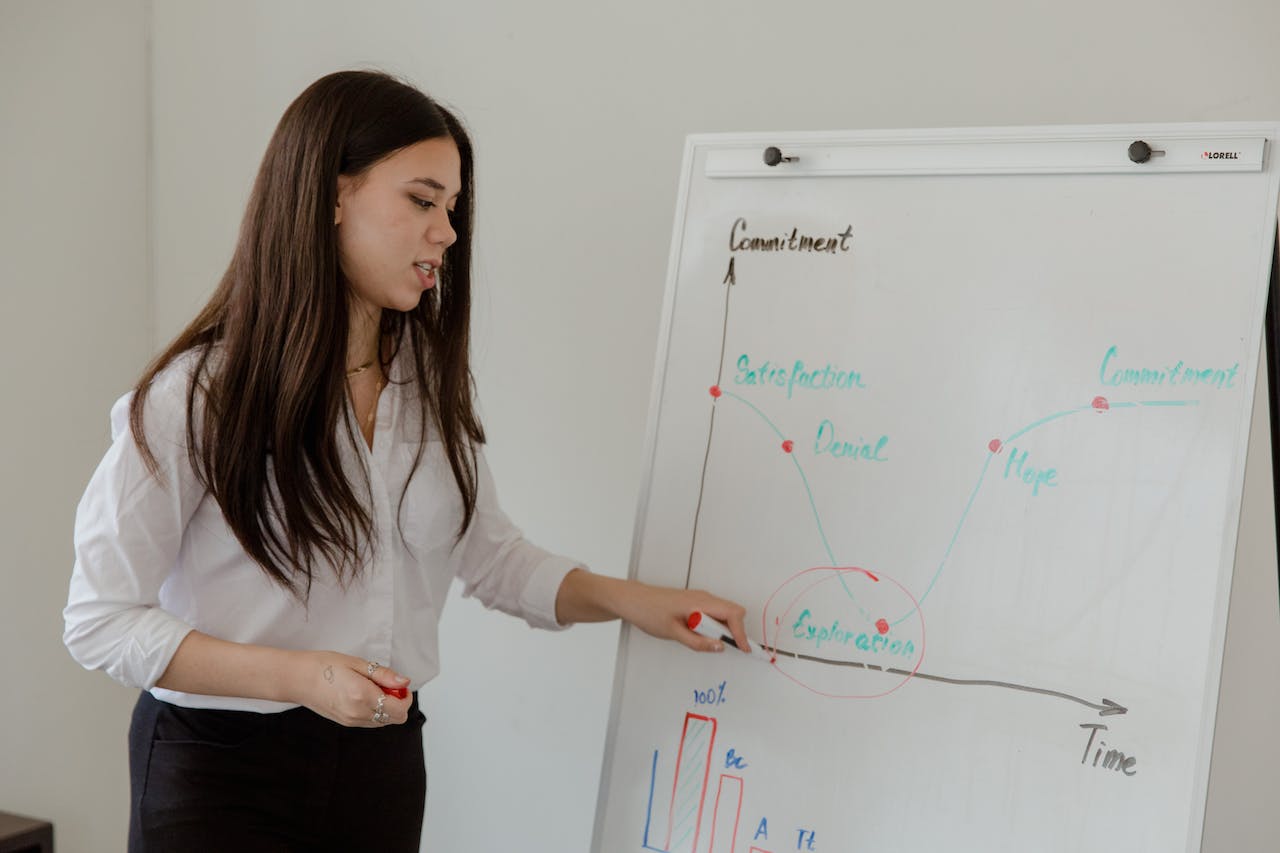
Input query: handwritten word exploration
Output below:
<box><xmin>791</xmin><ymin>608</ymin><xmax>917</xmax><ymax>658</ymax></box>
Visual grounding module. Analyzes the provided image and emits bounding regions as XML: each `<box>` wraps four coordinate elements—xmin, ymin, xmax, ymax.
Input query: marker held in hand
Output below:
<box><xmin>687</xmin><ymin>611</ymin><xmax>776</xmax><ymax>664</ymax></box>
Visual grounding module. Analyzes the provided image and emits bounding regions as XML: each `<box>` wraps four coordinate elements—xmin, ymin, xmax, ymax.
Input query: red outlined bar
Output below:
<box><xmin>707</xmin><ymin>774</ymin><xmax>744</xmax><ymax>853</ymax></box>
<box><xmin>665</xmin><ymin>712</ymin><xmax>717</xmax><ymax>853</ymax></box>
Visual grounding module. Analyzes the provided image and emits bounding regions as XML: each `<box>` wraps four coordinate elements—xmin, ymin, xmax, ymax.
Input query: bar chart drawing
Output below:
<box><xmin>706</xmin><ymin>774</ymin><xmax>743</xmax><ymax>853</ymax></box>
<box><xmin>666</xmin><ymin>713</ymin><xmax>717</xmax><ymax>853</ymax></box>
<box><xmin>641</xmin><ymin>712</ymin><xmax>776</xmax><ymax>853</ymax></box>
<box><xmin>644</xmin><ymin>712</ymin><xmax>749</xmax><ymax>853</ymax></box>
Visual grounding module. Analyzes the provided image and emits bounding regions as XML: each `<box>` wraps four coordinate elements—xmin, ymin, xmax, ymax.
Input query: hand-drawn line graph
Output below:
<box><xmin>698</xmin><ymin>388</ymin><xmax>1197</xmax><ymax>620</ymax></box>
<box><xmin>680</xmin><ymin>257</ymin><xmax>1199</xmax><ymax>713</ymax></box>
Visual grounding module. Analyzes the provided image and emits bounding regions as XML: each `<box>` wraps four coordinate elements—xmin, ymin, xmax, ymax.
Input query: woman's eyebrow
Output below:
<box><xmin>406</xmin><ymin>177</ymin><xmax>461</xmax><ymax>200</ymax></box>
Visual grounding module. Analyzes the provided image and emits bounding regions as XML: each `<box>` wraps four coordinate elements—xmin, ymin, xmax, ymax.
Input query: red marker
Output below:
<box><xmin>687</xmin><ymin>611</ymin><xmax>777</xmax><ymax>663</ymax></box>
<box><xmin>380</xmin><ymin>685</ymin><xmax>409</xmax><ymax>699</ymax></box>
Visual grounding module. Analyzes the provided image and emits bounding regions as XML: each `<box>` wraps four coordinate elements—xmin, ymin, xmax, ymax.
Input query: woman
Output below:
<box><xmin>64</xmin><ymin>70</ymin><xmax>749</xmax><ymax>852</ymax></box>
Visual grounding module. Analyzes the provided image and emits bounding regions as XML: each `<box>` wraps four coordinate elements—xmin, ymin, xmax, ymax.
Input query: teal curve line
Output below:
<box><xmin>720</xmin><ymin>390</ymin><xmax>860</xmax><ymax>606</ymax></box>
<box><xmin>720</xmin><ymin>390</ymin><xmax>786</xmax><ymax>441</ymax></box>
<box><xmin>1005</xmin><ymin>406</ymin><xmax>1091</xmax><ymax>443</ymax></box>
<box><xmin>900</xmin><ymin>451</ymin><xmax>997</xmax><ymax>627</ymax></box>
<box><xmin>892</xmin><ymin>406</ymin><xmax>1096</xmax><ymax>628</ymax></box>
<box><xmin>717</xmin><ymin>389</ymin><xmax>1199</xmax><ymax>629</ymax></box>
<box><xmin>896</xmin><ymin>398</ymin><xmax>1198</xmax><ymax>625</ymax></box>
<box><xmin>791</xmin><ymin>452</ymin><xmax>873</xmax><ymax>620</ymax></box>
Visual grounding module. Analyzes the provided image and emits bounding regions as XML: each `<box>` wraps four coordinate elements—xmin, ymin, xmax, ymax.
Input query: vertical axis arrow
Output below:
<box><xmin>685</xmin><ymin>256</ymin><xmax>736</xmax><ymax>589</ymax></box>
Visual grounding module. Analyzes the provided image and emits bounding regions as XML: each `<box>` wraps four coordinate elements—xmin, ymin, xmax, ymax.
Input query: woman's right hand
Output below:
<box><xmin>152</xmin><ymin>631</ymin><xmax>413</xmax><ymax>725</ymax></box>
<box><xmin>296</xmin><ymin>651</ymin><xmax>412</xmax><ymax>727</ymax></box>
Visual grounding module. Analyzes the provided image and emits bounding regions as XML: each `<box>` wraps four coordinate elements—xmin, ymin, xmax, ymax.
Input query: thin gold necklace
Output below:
<box><xmin>364</xmin><ymin>376</ymin><xmax>385</xmax><ymax>430</ymax></box>
<box><xmin>346</xmin><ymin>359</ymin><xmax>374</xmax><ymax>378</ymax></box>
<box><xmin>346</xmin><ymin>363</ymin><xmax>384</xmax><ymax>431</ymax></box>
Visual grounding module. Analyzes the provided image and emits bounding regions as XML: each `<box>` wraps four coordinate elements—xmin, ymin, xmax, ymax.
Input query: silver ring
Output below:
<box><xmin>372</xmin><ymin>694</ymin><xmax>389</xmax><ymax>725</ymax></box>
<box><xmin>367</xmin><ymin>661</ymin><xmax>381</xmax><ymax>677</ymax></box>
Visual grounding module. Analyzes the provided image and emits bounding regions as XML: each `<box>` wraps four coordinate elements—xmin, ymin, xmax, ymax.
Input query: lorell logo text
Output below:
<box><xmin>1202</xmin><ymin>151</ymin><xmax>1240</xmax><ymax>160</ymax></box>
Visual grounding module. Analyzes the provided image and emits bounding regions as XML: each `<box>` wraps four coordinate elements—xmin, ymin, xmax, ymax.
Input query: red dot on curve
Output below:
<box><xmin>710</xmin><ymin>385</ymin><xmax>722</xmax><ymax>398</ymax></box>
<box><xmin>875</xmin><ymin>618</ymin><xmax>890</xmax><ymax>635</ymax></box>
<box><xmin>781</xmin><ymin>440</ymin><xmax>794</xmax><ymax>453</ymax></box>
<box><xmin>988</xmin><ymin>438</ymin><xmax>1002</xmax><ymax>453</ymax></box>
<box><xmin>1092</xmin><ymin>396</ymin><xmax>1110</xmax><ymax>411</ymax></box>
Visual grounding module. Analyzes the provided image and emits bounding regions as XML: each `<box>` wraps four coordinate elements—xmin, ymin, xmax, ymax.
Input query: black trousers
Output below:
<box><xmin>128</xmin><ymin>691</ymin><xmax>427</xmax><ymax>852</ymax></box>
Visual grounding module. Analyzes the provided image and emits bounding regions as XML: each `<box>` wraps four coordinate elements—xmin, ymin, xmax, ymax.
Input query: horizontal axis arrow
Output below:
<box><xmin>764</xmin><ymin>645</ymin><xmax>1128</xmax><ymax>716</ymax></box>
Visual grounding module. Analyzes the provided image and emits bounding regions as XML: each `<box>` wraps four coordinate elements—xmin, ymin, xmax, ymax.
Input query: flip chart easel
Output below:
<box><xmin>593</xmin><ymin>123</ymin><xmax>1280</xmax><ymax>853</ymax></box>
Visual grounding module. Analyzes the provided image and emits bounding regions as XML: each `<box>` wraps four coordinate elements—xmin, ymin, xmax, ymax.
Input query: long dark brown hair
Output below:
<box><xmin>131</xmin><ymin>70</ymin><xmax>484</xmax><ymax>599</ymax></box>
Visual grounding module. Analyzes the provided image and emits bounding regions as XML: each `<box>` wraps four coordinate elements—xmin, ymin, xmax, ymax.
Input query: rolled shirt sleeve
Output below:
<box><xmin>63</xmin><ymin>366</ymin><xmax>203</xmax><ymax>689</ymax></box>
<box><xmin>450</xmin><ymin>451</ymin><xmax>582</xmax><ymax>631</ymax></box>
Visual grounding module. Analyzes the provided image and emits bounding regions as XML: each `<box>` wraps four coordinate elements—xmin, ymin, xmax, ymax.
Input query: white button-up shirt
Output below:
<box><xmin>64</xmin><ymin>349</ymin><xmax>578</xmax><ymax>712</ymax></box>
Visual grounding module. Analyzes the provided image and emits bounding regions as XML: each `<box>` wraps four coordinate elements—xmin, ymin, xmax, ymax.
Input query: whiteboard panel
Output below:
<box><xmin>595</xmin><ymin>124</ymin><xmax>1280</xmax><ymax>853</ymax></box>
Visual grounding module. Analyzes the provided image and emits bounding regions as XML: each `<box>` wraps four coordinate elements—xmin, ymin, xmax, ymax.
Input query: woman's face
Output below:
<box><xmin>335</xmin><ymin>136</ymin><xmax>460</xmax><ymax>314</ymax></box>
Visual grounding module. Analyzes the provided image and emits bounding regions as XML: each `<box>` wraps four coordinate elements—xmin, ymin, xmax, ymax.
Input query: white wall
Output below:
<box><xmin>5</xmin><ymin>1</ymin><xmax>1278</xmax><ymax>850</ymax></box>
<box><xmin>1205</xmin><ymin>348</ymin><xmax>1280</xmax><ymax>851</ymax></box>
<box><xmin>0</xmin><ymin>1</ymin><xmax>151</xmax><ymax>850</ymax></box>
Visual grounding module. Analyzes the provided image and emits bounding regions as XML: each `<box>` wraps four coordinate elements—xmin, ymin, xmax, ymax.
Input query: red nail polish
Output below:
<box><xmin>381</xmin><ymin>685</ymin><xmax>408</xmax><ymax>699</ymax></box>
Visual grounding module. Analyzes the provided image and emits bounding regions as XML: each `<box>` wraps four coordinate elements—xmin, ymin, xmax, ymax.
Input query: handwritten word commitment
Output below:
<box><xmin>735</xmin><ymin>354</ymin><xmax>867</xmax><ymax>398</ymax></box>
<box><xmin>1098</xmin><ymin>345</ymin><xmax>1239</xmax><ymax>389</ymax></box>
<box><xmin>729</xmin><ymin>217</ymin><xmax>854</xmax><ymax>254</ymax></box>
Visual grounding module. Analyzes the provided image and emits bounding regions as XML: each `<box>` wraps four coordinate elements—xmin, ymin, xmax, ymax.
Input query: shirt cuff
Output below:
<box><xmin>70</xmin><ymin>606</ymin><xmax>195</xmax><ymax>691</ymax></box>
<box><xmin>518</xmin><ymin>555</ymin><xmax>584</xmax><ymax>631</ymax></box>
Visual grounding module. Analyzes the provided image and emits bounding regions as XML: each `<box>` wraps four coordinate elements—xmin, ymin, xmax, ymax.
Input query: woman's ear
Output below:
<box><xmin>334</xmin><ymin>174</ymin><xmax>351</xmax><ymax>225</ymax></box>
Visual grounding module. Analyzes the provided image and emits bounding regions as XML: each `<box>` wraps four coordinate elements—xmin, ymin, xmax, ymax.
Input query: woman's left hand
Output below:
<box><xmin>556</xmin><ymin>570</ymin><xmax>752</xmax><ymax>655</ymax></box>
<box><xmin>620</xmin><ymin>582</ymin><xmax>752</xmax><ymax>655</ymax></box>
